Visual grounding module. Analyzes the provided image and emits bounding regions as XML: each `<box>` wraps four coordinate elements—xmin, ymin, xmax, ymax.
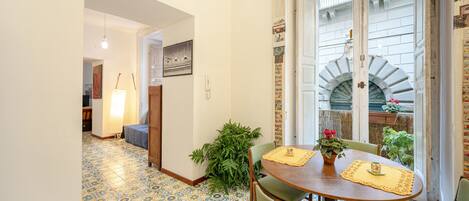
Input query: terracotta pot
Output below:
<box><xmin>369</xmin><ymin>112</ymin><xmax>398</xmax><ymax>125</ymax></box>
<box><xmin>322</xmin><ymin>153</ymin><xmax>337</xmax><ymax>165</ymax></box>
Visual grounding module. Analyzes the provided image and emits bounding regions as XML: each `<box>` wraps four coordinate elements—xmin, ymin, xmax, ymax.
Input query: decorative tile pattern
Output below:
<box><xmin>82</xmin><ymin>133</ymin><xmax>249</xmax><ymax>200</ymax></box>
<box><xmin>273</xmin><ymin>17</ymin><xmax>286</xmax><ymax>146</ymax></box>
<box><xmin>463</xmin><ymin>36</ymin><xmax>469</xmax><ymax>178</ymax></box>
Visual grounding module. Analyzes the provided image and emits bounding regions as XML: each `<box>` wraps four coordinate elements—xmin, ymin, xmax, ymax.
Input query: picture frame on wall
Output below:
<box><xmin>461</xmin><ymin>4</ymin><xmax>469</xmax><ymax>16</ymax></box>
<box><xmin>456</xmin><ymin>4</ymin><xmax>469</xmax><ymax>29</ymax></box>
<box><xmin>163</xmin><ymin>40</ymin><xmax>193</xmax><ymax>77</ymax></box>
<box><xmin>92</xmin><ymin>64</ymin><xmax>103</xmax><ymax>99</ymax></box>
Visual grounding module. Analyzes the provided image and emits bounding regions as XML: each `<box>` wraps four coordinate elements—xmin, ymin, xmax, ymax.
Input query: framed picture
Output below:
<box><xmin>456</xmin><ymin>4</ymin><xmax>469</xmax><ymax>29</ymax></box>
<box><xmin>462</xmin><ymin>4</ymin><xmax>469</xmax><ymax>16</ymax></box>
<box><xmin>163</xmin><ymin>40</ymin><xmax>193</xmax><ymax>77</ymax></box>
<box><xmin>92</xmin><ymin>64</ymin><xmax>102</xmax><ymax>99</ymax></box>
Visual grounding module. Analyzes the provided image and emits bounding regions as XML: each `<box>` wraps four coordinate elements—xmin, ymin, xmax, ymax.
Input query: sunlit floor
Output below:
<box><xmin>81</xmin><ymin>132</ymin><xmax>249</xmax><ymax>201</ymax></box>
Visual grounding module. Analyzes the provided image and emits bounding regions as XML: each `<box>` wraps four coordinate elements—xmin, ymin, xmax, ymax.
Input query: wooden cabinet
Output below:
<box><xmin>148</xmin><ymin>86</ymin><xmax>162</xmax><ymax>170</ymax></box>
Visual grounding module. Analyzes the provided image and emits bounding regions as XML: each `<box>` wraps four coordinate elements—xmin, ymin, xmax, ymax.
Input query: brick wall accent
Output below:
<box><xmin>273</xmin><ymin>18</ymin><xmax>285</xmax><ymax>146</ymax></box>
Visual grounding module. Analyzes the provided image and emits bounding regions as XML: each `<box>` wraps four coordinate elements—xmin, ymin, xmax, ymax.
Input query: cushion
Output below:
<box><xmin>258</xmin><ymin>176</ymin><xmax>307</xmax><ymax>201</ymax></box>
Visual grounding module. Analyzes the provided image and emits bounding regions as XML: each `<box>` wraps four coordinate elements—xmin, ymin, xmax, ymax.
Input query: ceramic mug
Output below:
<box><xmin>286</xmin><ymin>148</ymin><xmax>294</xmax><ymax>156</ymax></box>
<box><xmin>371</xmin><ymin>162</ymin><xmax>382</xmax><ymax>174</ymax></box>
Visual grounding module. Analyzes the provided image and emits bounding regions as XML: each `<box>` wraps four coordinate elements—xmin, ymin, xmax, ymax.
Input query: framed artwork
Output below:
<box><xmin>462</xmin><ymin>4</ymin><xmax>469</xmax><ymax>16</ymax></box>
<box><xmin>163</xmin><ymin>40</ymin><xmax>193</xmax><ymax>77</ymax></box>
<box><xmin>92</xmin><ymin>64</ymin><xmax>103</xmax><ymax>99</ymax></box>
<box><xmin>456</xmin><ymin>4</ymin><xmax>469</xmax><ymax>29</ymax></box>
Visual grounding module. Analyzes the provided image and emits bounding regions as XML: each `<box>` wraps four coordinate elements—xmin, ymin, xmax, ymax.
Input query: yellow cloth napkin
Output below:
<box><xmin>340</xmin><ymin>160</ymin><xmax>415</xmax><ymax>195</ymax></box>
<box><xmin>262</xmin><ymin>147</ymin><xmax>316</xmax><ymax>167</ymax></box>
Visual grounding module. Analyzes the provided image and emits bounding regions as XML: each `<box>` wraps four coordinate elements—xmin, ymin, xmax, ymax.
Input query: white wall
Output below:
<box><xmin>0</xmin><ymin>0</ymin><xmax>82</xmax><ymax>200</ymax></box>
<box><xmin>231</xmin><ymin>0</ymin><xmax>274</xmax><ymax>145</ymax></box>
<box><xmin>157</xmin><ymin>17</ymin><xmax>197</xmax><ymax>179</ymax></box>
<box><xmin>157</xmin><ymin>0</ymin><xmax>274</xmax><ymax>180</ymax></box>
<box><xmin>84</xmin><ymin>22</ymin><xmax>138</xmax><ymax>137</ymax></box>
<box><xmin>153</xmin><ymin>0</ymin><xmax>233</xmax><ymax>180</ymax></box>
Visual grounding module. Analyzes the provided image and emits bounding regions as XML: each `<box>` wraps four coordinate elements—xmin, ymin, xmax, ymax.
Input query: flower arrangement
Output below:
<box><xmin>315</xmin><ymin>129</ymin><xmax>347</xmax><ymax>164</ymax></box>
<box><xmin>382</xmin><ymin>98</ymin><xmax>401</xmax><ymax>113</ymax></box>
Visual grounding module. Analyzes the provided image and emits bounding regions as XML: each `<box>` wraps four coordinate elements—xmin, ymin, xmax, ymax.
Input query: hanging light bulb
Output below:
<box><xmin>101</xmin><ymin>37</ymin><xmax>109</xmax><ymax>49</ymax></box>
<box><xmin>101</xmin><ymin>14</ymin><xmax>109</xmax><ymax>49</ymax></box>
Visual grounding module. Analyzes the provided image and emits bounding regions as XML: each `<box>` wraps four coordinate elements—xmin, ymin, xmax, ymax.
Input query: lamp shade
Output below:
<box><xmin>110</xmin><ymin>89</ymin><xmax>126</xmax><ymax>118</ymax></box>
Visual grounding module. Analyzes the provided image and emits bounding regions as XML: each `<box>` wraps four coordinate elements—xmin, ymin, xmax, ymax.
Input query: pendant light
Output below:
<box><xmin>101</xmin><ymin>14</ymin><xmax>109</xmax><ymax>49</ymax></box>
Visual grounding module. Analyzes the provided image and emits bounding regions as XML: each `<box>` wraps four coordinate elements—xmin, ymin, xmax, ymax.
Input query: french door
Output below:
<box><xmin>296</xmin><ymin>0</ymin><xmax>427</xmax><ymax>198</ymax></box>
<box><xmin>297</xmin><ymin>0</ymin><xmax>419</xmax><ymax>143</ymax></box>
<box><xmin>297</xmin><ymin>0</ymin><xmax>371</xmax><ymax>144</ymax></box>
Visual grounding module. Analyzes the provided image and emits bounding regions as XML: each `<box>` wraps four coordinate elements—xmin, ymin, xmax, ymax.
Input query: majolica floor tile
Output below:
<box><xmin>82</xmin><ymin>133</ymin><xmax>250</xmax><ymax>201</ymax></box>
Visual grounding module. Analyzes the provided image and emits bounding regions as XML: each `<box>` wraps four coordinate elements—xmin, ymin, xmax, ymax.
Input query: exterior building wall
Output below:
<box><xmin>318</xmin><ymin>0</ymin><xmax>415</xmax><ymax>86</ymax></box>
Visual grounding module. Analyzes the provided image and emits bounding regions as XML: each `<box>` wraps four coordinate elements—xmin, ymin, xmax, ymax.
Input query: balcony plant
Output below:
<box><xmin>314</xmin><ymin>129</ymin><xmax>347</xmax><ymax>165</ymax></box>
<box><xmin>382</xmin><ymin>98</ymin><xmax>401</xmax><ymax>113</ymax></box>
<box><xmin>381</xmin><ymin>127</ymin><xmax>414</xmax><ymax>168</ymax></box>
<box><xmin>190</xmin><ymin>121</ymin><xmax>261</xmax><ymax>193</ymax></box>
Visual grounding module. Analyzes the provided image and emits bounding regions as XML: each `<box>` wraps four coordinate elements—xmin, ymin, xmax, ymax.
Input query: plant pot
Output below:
<box><xmin>369</xmin><ymin>112</ymin><xmax>398</xmax><ymax>125</ymax></box>
<box><xmin>322</xmin><ymin>153</ymin><xmax>337</xmax><ymax>165</ymax></box>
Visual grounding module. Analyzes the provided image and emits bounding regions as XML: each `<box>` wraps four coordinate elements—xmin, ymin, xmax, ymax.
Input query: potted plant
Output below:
<box><xmin>315</xmin><ymin>129</ymin><xmax>347</xmax><ymax>165</ymax></box>
<box><xmin>189</xmin><ymin>121</ymin><xmax>261</xmax><ymax>193</ymax></box>
<box><xmin>381</xmin><ymin>127</ymin><xmax>414</xmax><ymax>168</ymax></box>
<box><xmin>370</xmin><ymin>98</ymin><xmax>401</xmax><ymax>124</ymax></box>
<box><xmin>382</xmin><ymin>98</ymin><xmax>401</xmax><ymax>113</ymax></box>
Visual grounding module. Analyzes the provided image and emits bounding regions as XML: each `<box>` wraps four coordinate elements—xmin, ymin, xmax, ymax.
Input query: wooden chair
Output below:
<box><xmin>343</xmin><ymin>139</ymin><xmax>380</xmax><ymax>155</ymax></box>
<box><xmin>456</xmin><ymin>177</ymin><xmax>469</xmax><ymax>201</ymax></box>
<box><xmin>248</xmin><ymin>142</ymin><xmax>311</xmax><ymax>201</ymax></box>
<box><xmin>253</xmin><ymin>181</ymin><xmax>274</xmax><ymax>201</ymax></box>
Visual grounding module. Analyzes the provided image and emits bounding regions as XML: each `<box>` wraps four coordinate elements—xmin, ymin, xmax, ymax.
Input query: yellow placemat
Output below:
<box><xmin>340</xmin><ymin>160</ymin><xmax>415</xmax><ymax>195</ymax></box>
<box><xmin>262</xmin><ymin>147</ymin><xmax>316</xmax><ymax>167</ymax></box>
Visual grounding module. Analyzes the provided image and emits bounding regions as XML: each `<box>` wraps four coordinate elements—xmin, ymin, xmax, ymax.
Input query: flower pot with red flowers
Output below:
<box><xmin>377</xmin><ymin>98</ymin><xmax>401</xmax><ymax>125</ymax></box>
<box><xmin>314</xmin><ymin>129</ymin><xmax>347</xmax><ymax>165</ymax></box>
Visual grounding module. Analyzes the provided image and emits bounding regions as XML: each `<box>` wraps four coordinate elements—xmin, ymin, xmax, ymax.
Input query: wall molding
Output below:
<box><xmin>90</xmin><ymin>133</ymin><xmax>116</xmax><ymax>140</ymax></box>
<box><xmin>161</xmin><ymin>168</ymin><xmax>206</xmax><ymax>186</ymax></box>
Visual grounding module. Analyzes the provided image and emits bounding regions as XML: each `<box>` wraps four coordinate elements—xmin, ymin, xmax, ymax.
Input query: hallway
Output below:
<box><xmin>81</xmin><ymin>133</ymin><xmax>248</xmax><ymax>200</ymax></box>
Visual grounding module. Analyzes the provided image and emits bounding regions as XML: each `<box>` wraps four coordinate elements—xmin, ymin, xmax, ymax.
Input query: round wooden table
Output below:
<box><xmin>261</xmin><ymin>145</ymin><xmax>423</xmax><ymax>201</ymax></box>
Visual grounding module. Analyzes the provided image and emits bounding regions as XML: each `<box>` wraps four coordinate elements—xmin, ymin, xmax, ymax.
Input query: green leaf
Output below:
<box><xmin>189</xmin><ymin>120</ymin><xmax>262</xmax><ymax>194</ymax></box>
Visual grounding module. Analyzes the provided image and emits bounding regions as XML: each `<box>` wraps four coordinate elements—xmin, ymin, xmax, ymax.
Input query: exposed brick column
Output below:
<box><xmin>273</xmin><ymin>18</ymin><xmax>285</xmax><ymax>146</ymax></box>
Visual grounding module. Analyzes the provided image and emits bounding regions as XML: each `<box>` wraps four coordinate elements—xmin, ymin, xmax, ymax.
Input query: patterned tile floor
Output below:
<box><xmin>82</xmin><ymin>133</ymin><xmax>249</xmax><ymax>201</ymax></box>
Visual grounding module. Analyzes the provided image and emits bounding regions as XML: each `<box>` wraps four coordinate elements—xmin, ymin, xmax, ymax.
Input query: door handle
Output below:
<box><xmin>357</xmin><ymin>81</ymin><xmax>366</xmax><ymax>89</ymax></box>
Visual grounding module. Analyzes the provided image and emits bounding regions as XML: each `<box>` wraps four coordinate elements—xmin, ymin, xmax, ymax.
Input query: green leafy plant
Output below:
<box><xmin>190</xmin><ymin>121</ymin><xmax>261</xmax><ymax>193</ymax></box>
<box><xmin>382</xmin><ymin>98</ymin><xmax>401</xmax><ymax>113</ymax></box>
<box><xmin>314</xmin><ymin>129</ymin><xmax>347</xmax><ymax>159</ymax></box>
<box><xmin>381</xmin><ymin>127</ymin><xmax>414</xmax><ymax>168</ymax></box>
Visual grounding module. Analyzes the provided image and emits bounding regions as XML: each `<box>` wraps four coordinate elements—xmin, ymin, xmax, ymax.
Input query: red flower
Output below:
<box><xmin>323</xmin><ymin>129</ymin><xmax>335</xmax><ymax>139</ymax></box>
<box><xmin>389</xmin><ymin>98</ymin><xmax>400</xmax><ymax>104</ymax></box>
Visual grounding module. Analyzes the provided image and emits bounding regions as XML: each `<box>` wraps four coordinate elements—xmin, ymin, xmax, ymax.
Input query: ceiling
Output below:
<box><xmin>85</xmin><ymin>0</ymin><xmax>192</xmax><ymax>29</ymax></box>
<box><xmin>84</xmin><ymin>9</ymin><xmax>147</xmax><ymax>33</ymax></box>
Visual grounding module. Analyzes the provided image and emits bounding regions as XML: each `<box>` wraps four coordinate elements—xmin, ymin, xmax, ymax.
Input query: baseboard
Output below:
<box><xmin>161</xmin><ymin>168</ymin><xmax>206</xmax><ymax>186</ymax></box>
<box><xmin>91</xmin><ymin>133</ymin><xmax>115</xmax><ymax>139</ymax></box>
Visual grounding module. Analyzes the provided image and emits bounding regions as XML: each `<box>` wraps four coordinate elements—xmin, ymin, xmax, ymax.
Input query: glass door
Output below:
<box><xmin>314</xmin><ymin>0</ymin><xmax>415</xmax><ymax>144</ymax></box>
<box><xmin>317</xmin><ymin>0</ymin><xmax>355</xmax><ymax>141</ymax></box>
<box><xmin>367</xmin><ymin>0</ymin><xmax>415</xmax><ymax>148</ymax></box>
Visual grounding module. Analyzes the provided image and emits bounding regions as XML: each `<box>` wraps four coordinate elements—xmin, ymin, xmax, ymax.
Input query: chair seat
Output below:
<box><xmin>258</xmin><ymin>175</ymin><xmax>307</xmax><ymax>201</ymax></box>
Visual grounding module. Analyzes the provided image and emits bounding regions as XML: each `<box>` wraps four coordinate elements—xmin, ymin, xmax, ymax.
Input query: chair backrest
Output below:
<box><xmin>457</xmin><ymin>178</ymin><xmax>469</xmax><ymax>201</ymax></box>
<box><xmin>249</xmin><ymin>143</ymin><xmax>275</xmax><ymax>165</ymax></box>
<box><xmin>254</xmin><ymin>181</ymin><xmax>274</xmax><ymax>201</ymax></box>
<box><xmin>248</xmin><ymin>142</ymin><xmax>275</xmax><ymax>201</ymax></box>
<box><xmin>343</xmin><ymin>139</ymin><xmax>380</xmax><ymax>155</ymax></box>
